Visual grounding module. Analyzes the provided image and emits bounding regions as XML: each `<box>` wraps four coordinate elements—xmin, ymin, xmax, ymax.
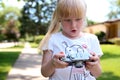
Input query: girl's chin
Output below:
<box><xmin>67</xmin><ymin>34</ymin><xmax>79</xmax><ymax>39</ymax></box>
<box><xmin>62</xmin><ymin>32</ymin><xmax>79</xmax><ymax>38</ymax></box>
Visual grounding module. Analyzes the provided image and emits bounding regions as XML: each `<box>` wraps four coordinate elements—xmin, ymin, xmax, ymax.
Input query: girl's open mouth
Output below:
<box><xmin>71</xmin><ymin>30</ymin><xmax>77</xmax><ymax>33</ymax></box>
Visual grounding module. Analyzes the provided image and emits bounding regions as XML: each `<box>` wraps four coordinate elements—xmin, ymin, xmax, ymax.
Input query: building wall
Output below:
<box><xmin>84</xmin><ymin>20</ymin><xmax>120</xmax><ymax>40</ymax></box>
<box><xmin>84</xmin><ymin>24</ymin><xmax>107</xmax><ymax>34</ymax></box>
<box><xmin>117</xmin><ymin>22</ymin><xmax>120</xmax><ymax>37</ymax></box>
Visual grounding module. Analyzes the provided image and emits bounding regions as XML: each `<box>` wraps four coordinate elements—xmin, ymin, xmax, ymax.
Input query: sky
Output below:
<box><xmin>85</xmin><ymin>0</ymin><xmax>111</xmax><ymax>22</ymax></box>
<box><xmin>3</xmin><ymin>0</ymin><xmax>25</xmax><ymax>9</ymax></box>
<box><xmin>3</xmin><ymin>0</ymin><xmax>111</xmax><ymax>22</ymax></box>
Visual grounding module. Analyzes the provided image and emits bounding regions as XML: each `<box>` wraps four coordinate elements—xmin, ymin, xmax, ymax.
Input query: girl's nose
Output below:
<box><xmin>71</xmin><ymin>20</ymin><xmax>77</xmax><ymax>28</ymax></box>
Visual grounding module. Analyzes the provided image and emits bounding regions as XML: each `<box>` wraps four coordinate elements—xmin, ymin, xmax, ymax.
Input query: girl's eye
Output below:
<box><xmin>64</xmin><ymin>19</ymin><xmax>71</xmax><ymax>22</ymax></box>
<box><xmin>62</xmin><ymin>18</ymin><xmax>82</xmax><ymax>22</ymax></box>
<box><xmin>76</xmin><ymin>18</ymin><xmax>82</xmax><ymax>21</ymax></box>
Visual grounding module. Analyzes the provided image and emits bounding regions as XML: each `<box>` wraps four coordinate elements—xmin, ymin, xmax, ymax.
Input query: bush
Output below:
<box><xmin>95</xmin><ymin>31</ymin><xmax>106</xmax><ymax>42</ymax></box>
<box><xmin>0</xmin><ymin>34</ymin><xmax>5</xmax><ymax>42</ymax></box>
<box><xmin>109</xmin><ymin>38</ymin><xmax>120</xmax><ymax>45</ymax></box>
<box><xmin>34</xmin><ymin>35</ymin><xmax>44</xmax><ymax>44</ymax></box>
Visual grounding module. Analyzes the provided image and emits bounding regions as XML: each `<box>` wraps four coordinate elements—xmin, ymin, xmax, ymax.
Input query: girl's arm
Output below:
<box><xmin>41</xmin><ymin>50</ymin><xmax>68</xmax><ymax>77</ymax></box>
<box><xmin>85</xmin><ymin>53</ymin><xmax>102</xmax><ymax>78</ymax></box>
<box><xmin>41</xmin><ymin>50</ymin><xmax>55</xmax><ymax>77</ymax></box>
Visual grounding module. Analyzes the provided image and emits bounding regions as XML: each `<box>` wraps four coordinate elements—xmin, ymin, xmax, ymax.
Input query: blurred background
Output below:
<box><xmin>0</xmin><ymin>0</ymin><xmax>120</xmax><ymax>80</ymax></box>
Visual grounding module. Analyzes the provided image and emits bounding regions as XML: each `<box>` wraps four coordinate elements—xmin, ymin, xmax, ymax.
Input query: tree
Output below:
<box><xmin>0</xmin><ymin>7</ymin><xmax>21</xmax><ymax>41</ymax></box>
<box><xmin>87</xmin><ymin>19</ymin><xmax>96</xmax><ymax>26</ymax></box>
<box><xmin>108</xmin><ymin>0</ymin><xmax>120</xmax><ymax>19</ymax></box>
<box><xmin>0</xmin><ymin>1</ymin><xmax>6</xmax><ymax>24</ymax></box>
<box><xmin>4</xmin><ymin>19</ymin><xmax>20</xmax><ymax>42</ymax></box>
<box><xmin>19</xmin><ymin>0</ymin><xmax>57</xmax><ymax>39</ymax></box>
<box><xmin>0</xmin><ymin>1</ymin><xmax>21</xmax><ymax>42</ymax></box>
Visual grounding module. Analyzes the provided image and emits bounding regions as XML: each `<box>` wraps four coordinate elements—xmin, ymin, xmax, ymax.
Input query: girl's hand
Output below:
<box><xmin>85</xmin><ymin>52</ymin><xmax>102</xmax><ymax>78</ymax></box>
<box><xmin>85</xmin><ymin>52</ymin><xmax>100</xmax><ymax>69</ymax></box>
<box><xmin>52</xmin><ymin>52</ymin><xmax>68</xmax><ymax>68</ymax></box>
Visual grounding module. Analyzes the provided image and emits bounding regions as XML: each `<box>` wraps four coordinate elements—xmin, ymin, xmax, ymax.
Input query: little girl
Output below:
<box><xmin>39</xmin><ymin>0</ymin><xmax>103</xmax><ymax>80</ymax></box>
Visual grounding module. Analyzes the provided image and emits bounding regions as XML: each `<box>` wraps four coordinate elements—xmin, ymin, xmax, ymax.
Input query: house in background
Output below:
<box><xmin>84</xmin><ymin>19</ymin><xmax>120</xmax><ymax>41</ymax></box>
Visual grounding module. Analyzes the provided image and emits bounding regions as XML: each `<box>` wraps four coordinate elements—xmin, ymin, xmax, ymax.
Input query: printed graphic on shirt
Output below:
<box><xmin>62</xmin><ymin>41</ymin><xmax>91</xmax><ymax>61</ymax></box>
<box><xmin>62</xmin><ymin>41</ymin><xmax>91</xmax><ymax>80</ymax></box>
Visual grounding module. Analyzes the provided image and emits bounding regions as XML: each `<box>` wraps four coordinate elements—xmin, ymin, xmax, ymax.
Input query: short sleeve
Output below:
<box><xmin>90</xmin><ymin>34</ymin><xmax>103</xmax><ymax>57</ymax></box>
<box><xmin>41</xmin><ymin>35</ymin><xmax>54</xmax><ymax>51</ymax></box>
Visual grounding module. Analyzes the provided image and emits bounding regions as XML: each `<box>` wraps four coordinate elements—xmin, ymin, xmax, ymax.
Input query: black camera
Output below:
<box><xmin>61</xmin><ymin>47</ymin><xmax>92</xmax><ymax>68</ymax></box>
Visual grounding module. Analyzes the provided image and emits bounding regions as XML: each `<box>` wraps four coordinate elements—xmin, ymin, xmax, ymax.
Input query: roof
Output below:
<box><xmin>88</xmin><ymin>19</ymin><xmax>120</xmax><ymax>27</ymax></box>
<box><xmin>101</xmin><ymin>19</ymin><xmax>120</xmax><ymax>23</ymax></box>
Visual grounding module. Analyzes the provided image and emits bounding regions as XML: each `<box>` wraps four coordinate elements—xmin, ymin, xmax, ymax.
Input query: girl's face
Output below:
<box><xmin>61</xmin><ymin>16</ymin><xmax>83</xmax><ymax>39</ymax></box>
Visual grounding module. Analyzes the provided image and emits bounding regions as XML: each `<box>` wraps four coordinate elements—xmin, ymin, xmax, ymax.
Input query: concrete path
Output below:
<box><xmin>7</xmin><ymin>42</ymin><xmax>48</xmax><ymax>80</ymax></box>
<box><xmin>0</xmin><ymin>42</ymin><xmax>19</xmax><ymax>48</ymax></box>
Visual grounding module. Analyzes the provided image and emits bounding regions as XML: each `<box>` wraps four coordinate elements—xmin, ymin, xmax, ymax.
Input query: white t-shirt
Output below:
<box><xmin>43</xmin><ymin>32</ymin><xmax>103</xmax><ymax>80</ymax></box>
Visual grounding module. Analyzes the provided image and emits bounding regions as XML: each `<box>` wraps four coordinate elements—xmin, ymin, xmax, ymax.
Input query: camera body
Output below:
<box><xmin>61</xmin><ymin>47</ymin><xmax>92</xmax><ymax>68</ymax></box>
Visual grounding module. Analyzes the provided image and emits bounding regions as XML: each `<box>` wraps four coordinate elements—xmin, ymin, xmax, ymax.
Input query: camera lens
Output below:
<box><xmin>75</xmin><ymin>61</ymin><xmax>84</xmax><ymax>68</ymax></box>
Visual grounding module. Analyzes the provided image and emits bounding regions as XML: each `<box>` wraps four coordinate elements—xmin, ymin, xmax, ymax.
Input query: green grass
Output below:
<box><xmin>0</xmin><ymin>47</ymin><xmax>23</xmax><ymax>80</ymax></box>
<box><xmin>30</xmin><ymin>42</ymin><xmax>39</xmax><ymax>48</ymax></box>
<box><xmin>0</xmin><ymin>44</ymin><xmax>120</xmax><ymax>80</ymax></box>
<box><xmin>97</xmin><ymin>44</ymin><xmax>120</xmax><ymax>80</ymax></box>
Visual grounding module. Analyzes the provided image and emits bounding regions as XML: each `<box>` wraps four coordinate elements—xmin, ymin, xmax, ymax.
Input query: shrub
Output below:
<box><xmin>34</xmin><ymin>35</ymin><xmax>44</xmax><ymax>44</ymax></box>
<box><xmin>95</xmin><ymin>31</ymin><xmax>106</xmax><ymax>42</ymax></box>
<box><xmin>0</xmin><ymin>34</ymin><xmax>5</xmax><ymax>42</ymax></box>
<box><xmin>109</xmin><ymin>38</ymin><xmax>120</xmax><ymax>45</ymax></box>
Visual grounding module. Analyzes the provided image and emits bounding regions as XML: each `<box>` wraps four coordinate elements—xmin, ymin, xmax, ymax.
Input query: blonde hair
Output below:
<box><xmin>39</xmin><ymin>0</ymin><xmax>87</xmax><ymax>50</ymax></box>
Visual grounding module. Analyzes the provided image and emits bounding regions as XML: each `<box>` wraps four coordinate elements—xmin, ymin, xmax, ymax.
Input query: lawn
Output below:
<box><xmin>97</xmin><ymin>44</ymin><xmax>120</xmax><ymax>80</ymax></box>
<box><xmin>0</xmin><ymin>47</ymin><xmax>23</xmax><ymax>80</ymax></box>
<box><xmin>0</xmin><ymin>44</ymin><xmax>120</xmax><ymax>80</ymax></box>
